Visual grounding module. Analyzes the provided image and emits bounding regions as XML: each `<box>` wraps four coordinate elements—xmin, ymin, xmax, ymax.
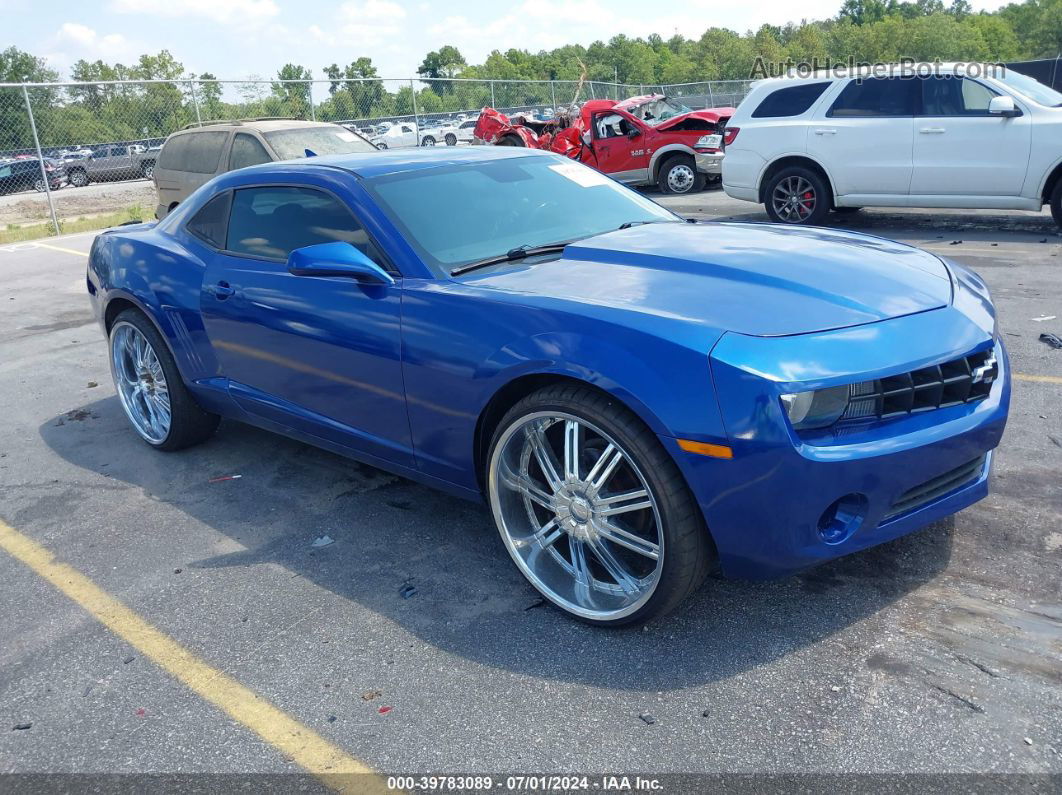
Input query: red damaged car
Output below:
<box><xmin>474</xmin><ymin>94</ymin><xmax>734</xmax><ymax>194</ymax></box>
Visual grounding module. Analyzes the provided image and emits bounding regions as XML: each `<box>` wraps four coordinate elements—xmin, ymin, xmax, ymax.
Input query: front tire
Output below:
<box><xmin>109</xmin><ymin>309</ymin><xmax>219</xmax><ymax>451</ymax></box>
<box><xmin>764</xmin><ymin>166</ymin><xmax>830</xmax><ymax>225</ymax></box>
<box><xmin>487</xmin><ymin>384</ymin><xmax>713</xmax><ymax>626</ymax></box>
<box><xmin>657</xmin><ymin>155</ymin><xmax>705</xmax><ymax>195</ymax></box>
<box><xmin>141</xmin><ymin>161</ymin><xmax>155</xmax><ymax>179</ymax></box>
<box><xmin>421</xmin><ymin>136</ymin><xmax>436</xmax><ymax>147</ymax></box>
<box><xmin>445</xmin><ymin>133</ymin><xmax>457</xmax><ymax>146</ymax></box>
<box><xmin>69</xmin><ymin>168</ymin><xmax>88</xmax><ymax>187</ymax></box>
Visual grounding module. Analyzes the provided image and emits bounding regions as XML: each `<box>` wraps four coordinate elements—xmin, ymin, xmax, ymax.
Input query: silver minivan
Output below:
<box><xmin>153</xmin><ymin>119</ymin><xmax>377</xmax><ymax>219</ymax></box>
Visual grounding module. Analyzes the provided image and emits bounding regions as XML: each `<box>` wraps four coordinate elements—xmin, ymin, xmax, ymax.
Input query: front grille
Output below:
<box><xmin>884</xmin><ymin>454</ymin><xmax>987</xmax><ymax>521</ymax></box>
<box><xmin>839</xmin><ymin>348</ymin><xmax>997</xmax><ymax>425</ymax></box>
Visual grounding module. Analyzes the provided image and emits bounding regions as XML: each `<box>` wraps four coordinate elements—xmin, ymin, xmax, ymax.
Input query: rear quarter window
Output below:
<box><xmin>751</xmin><ymin>82</ymin><xmax>831</xmax><ymax>118</ymax></box>
<box><xmin>158</xmin><ymin>131</ymin><xmax>228</xmax><ymax>173</ymax></box>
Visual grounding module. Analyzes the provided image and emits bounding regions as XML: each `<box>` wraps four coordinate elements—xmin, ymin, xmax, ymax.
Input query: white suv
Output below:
<box><xmin>722</xmin><ymin>64</ymin><xmax>1062</xmax><ymax>227</ymax></box>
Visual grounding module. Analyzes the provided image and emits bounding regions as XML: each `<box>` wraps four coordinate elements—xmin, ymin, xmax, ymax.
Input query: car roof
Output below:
<box><xmin>228</xmin><ymin>145</ymin><xmax>553</xmax><ymax>180</ymax></box>
<box><xmin>173</xmin><ymin>119</ymin><xmax>345</xmax><ymax>135</ymax></box>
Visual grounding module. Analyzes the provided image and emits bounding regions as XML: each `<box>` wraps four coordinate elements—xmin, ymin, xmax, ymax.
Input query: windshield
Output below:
<box><xmin>630</xmin><ymin>96</ymin><xmax>692</xmax><ymax>125</ymax></box>
<box><xmin>995</xmin><ymin>69</ymin><xmax>1062</xmax><ymax>107</ymax></box>
<box><xmin>263</xmin><ymin>126</ymin><xmax>376</xmax><ymax>159</ymax></box>
<box><xmin>366</xmin><ymin>155</ymin><xmax>678</xmax><ymax>276</ymax></box>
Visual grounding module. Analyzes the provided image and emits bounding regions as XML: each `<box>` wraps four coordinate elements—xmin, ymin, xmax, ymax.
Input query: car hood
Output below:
<box><xmin>653</xmin><ymin>107</ymin><xmax>736</xmax><ymax>131</ymax></box>
<box><xmin>463</xmin><ymin>222</ymin><xmax>952</xmax><ymax>338</ymax></box>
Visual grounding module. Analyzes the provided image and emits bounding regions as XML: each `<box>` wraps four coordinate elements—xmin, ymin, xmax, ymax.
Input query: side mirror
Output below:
<box><xmin>988</xmin><ymin>95</ymin><xmax>1020</xmax><ymax>117</ymax></box>
<box><xmin>287</xmin><ymin>242</ymin><xmax>395</xmax><ymax>285</ymax></box>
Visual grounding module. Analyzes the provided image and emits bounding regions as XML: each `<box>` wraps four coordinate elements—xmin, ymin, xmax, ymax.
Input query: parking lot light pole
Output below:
<box><xmin>490</xmin><ymin>81</ymin><xmax>496</xmax><ymax>108</ymax></box>
<box><xmin>22</xmin><ymin>85</ymin><xmax>59</xmax><ymax>237</ymax></box>
<box><xmin>308</xmin><ymin>80</ymin><xmax>316</xmax><ymax>122</ymax></box>
<box><xmin>550</xmin><ymin>81</ymin><xmax>557</xmax><ymax>111</ymax></box>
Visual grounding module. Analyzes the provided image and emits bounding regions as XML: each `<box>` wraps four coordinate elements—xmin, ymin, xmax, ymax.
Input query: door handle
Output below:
<box><xmin>919</xmin><ymin>127</ymin><xmax>946</xmax><ymax>134</ymax></box>
<box><xmin>213</xmin><ymin>281</ymin><xmax>235</xmax><ymax>299</ymax></box>
<box><xmin>813</xmin><ymin>128</ymin><xmax>836</xmax><ymax>135</ymax></box>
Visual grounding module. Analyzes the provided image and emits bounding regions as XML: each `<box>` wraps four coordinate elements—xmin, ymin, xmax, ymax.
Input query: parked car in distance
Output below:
<box><xmin>429</xmin><ymin>118</ymin><xmax>479</xmax><ymax>146</ymax></box>
<box><xmin>65</xmin><ymin>144</ymin><xmax>157</xmax><ymax>187</ymax></box>
<box><xmin>723</xmin><ymin>63</ymin><xmax>1062</xmax><ymax>226</ymax></box>
<box><xmin>152</xmin><ymin>119</ymin><xmax>377</xmax><ymax>219</ymax></box>
<box><xmin>0</xmin><ymin>157</ymin><xmax>65</xmax><ymax>194</ymax></box>
<box><xmin>88</xmin><ymin>146</ymin><xmax>1009</xmax><ymax>625</ymax></box>
<box><xmin>373</xmin><ymin>121</ymin><xmax>422</xmax><ymax>149</ymax></box>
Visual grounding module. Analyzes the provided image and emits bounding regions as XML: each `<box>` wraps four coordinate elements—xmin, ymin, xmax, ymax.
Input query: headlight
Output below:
<box><xmin>780</xmin><ymin>385</ymin><xmax>850</xmax><ymax>430</ymax></box>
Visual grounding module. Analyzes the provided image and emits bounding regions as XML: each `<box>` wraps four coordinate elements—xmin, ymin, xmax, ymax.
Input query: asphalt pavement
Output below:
<box><xmin>0</xmin><ymin>193</ymin><xmax>1059</xmax><ymax>789</ymax></box>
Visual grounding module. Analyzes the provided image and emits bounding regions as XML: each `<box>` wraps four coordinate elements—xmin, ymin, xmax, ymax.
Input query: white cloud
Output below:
<box><xmin>109</xmin><ymin>0</ymin><xmax>279</xmax><ymax>24</ymax></box>
<box><xmin>308</xmin><ymin>1</ymin><xmax>407</xmax><ymax>49</ymax></box>
<box><xmin>44</xmin><ymin>22</ymin><xmax>137</xmax><ymax>69</ymax></box>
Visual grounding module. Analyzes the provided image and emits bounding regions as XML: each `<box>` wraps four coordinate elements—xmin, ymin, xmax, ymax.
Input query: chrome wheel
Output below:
<box><xmin>489</xmin><ymin>411</ymin><xmax>664</xmax><ymax>621</ymax></box>
<box><xmin>110</xmin><ymin>321</ymin><xmax>171</xmax><ymax>444</ymax></box>
<box><xmin>666</xmin><ymin>163</ymin><xmax>696</xmax><ymax>193</ymax></box>
<box><xmin>772</xmin><ymin>175</ymin><xmax>817</xmax><ymax>222</ymax></box>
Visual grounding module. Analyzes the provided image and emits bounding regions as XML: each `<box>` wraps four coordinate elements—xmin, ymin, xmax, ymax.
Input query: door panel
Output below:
<box><xmin>911</xmin><ymin>76</ymin><xmax>1031</xmax><ymax>196</ymax></box>
<box><xmin>591</xmin><ymin>112</ymin><xmax>649</xmax><ymax>181</ymax></box>
<box><xmin>808</xmin><ymin>77</ymin><xmax>918</xmax><ymax>197</ymax></box>
<box><xmin>198</xmin><ymin>184</ymin><xmax>411</xmax><ymax>465</ymax></box>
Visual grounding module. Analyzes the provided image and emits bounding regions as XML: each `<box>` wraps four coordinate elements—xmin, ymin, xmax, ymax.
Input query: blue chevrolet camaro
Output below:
<box><xmin>87</xmin><ymin>146</ymin><xmax>1010</xmax><ymax>625</ymax></box>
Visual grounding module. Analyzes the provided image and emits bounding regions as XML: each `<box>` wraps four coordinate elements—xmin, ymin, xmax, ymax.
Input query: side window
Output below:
<box><xmin>181</xmin><ymin>131</ymin><xmax>228</xmax><ymax>173</ymax></box>
<box><xmin>0</xmin><ymin>165</ymin><xmax>11</xmax><ymax>178</ymax></box>
<box><xmin>158</xmin><ymin>136</ymin><xmax>188</xmax><ymax>170</ymax></box>
<box><xmin>594</xmin><ymin>113</ymin><xmax>630</xmax><ymax>139</ymax></box>
<box><xmin>160</xmin><ymin>132</ymin><xmax>227</xmax><ymax>173</ymax></box>
<box><xmin>229</xmin><ymin>133</ymin><xmax>272</xmax><ymax>171</ymax></box>
<box><xmin>828</xmin><ymin>77</ymin><xmax>919</xmax><ymax>117</ymax></box>
<box><xmin>186</xmin><ymin>191</ymin><xmax>232</xmax><ymax>249</ymax></box>
<box><xmin>226</xmin><ymin>186</ymin><xmax>384</xmax><ymax>264</ymax></box>
<box><xmin>921</xmin><ymin>76</ymin><xmax>999</xmax><ymax>115</ymax></box>
<box><xmin>751</xmin><ymin>82</ymin><xmax>830</xmax><ymax>118</ymax></box>
<box><xmin>112</xmin><ymin>146</ymin><xmax>127</xmax><ymax>156</ymax></box>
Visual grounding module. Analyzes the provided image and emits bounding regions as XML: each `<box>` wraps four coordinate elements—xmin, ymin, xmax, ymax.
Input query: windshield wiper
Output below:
<box><xmin>450</xmin><ymin>241</ymin><xmax>573</xmax><ymax>276</ymax></box>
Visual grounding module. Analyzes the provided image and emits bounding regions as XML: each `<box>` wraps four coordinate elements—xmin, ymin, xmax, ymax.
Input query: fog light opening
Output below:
<box><xmin>817</xmin><ymin>493</ymin><xmax>868</xmax><ymax>545</ymax></box>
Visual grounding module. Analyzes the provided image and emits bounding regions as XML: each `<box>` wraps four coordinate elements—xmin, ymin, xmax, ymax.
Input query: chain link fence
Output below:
<box><xmin>0</xmin><ymin>77</ymin><xmax>755</xmax><ymax>241</ymax></box>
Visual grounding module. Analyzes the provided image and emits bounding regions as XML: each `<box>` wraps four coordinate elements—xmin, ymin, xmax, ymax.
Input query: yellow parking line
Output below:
<box><xmin>1015</xmin><ymin>373</ymin><xmax>1062</xmax><ymax>385</ymax></box>
<box><xmin>0</xmin><ymin>519</ymin><xmax>387</xmax><ymax>794</ymax></box>
<box><xmin>35</xmin><ymin>242</ymin><xmax>89</xmax><ymax>257</ymax></box>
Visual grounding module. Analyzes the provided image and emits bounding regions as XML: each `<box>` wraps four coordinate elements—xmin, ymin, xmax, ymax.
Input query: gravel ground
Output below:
<box><xmin>0</xmin><ymin>180</ymin><xmax>156</xmax><ymax>226</ymax></box>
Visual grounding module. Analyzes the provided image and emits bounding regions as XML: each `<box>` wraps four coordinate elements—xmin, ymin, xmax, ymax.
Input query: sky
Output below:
<box><xmin>6</xmin><ymin>0</ymin><xmax>1012</xmax><ymax>81</ymax></box>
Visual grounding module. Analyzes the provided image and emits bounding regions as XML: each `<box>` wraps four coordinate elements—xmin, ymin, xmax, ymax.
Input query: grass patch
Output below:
<box><xmin>0</xmin><ymin>205</ymin><xmax>148</xmax><ymax>244</ymax></box>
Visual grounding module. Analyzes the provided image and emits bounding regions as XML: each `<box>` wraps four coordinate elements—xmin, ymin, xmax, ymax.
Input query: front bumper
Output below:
<box><xmin>664</xmin><ymin>306</ymin><xmax>1010</xmax><ymax>580</ymax></box>
<box><xmin>694</xmin><ymin>151</ymin><xmax>724</xmax><ymax>175</ymax></box>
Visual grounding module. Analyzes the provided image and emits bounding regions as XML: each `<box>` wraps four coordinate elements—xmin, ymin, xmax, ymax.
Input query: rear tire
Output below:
<box><xmin>141</xmin><ymin>161</ymin><xmax>155</xmax><ymax>179</ymax></box>
<box><xmin>108</xmin><ymin>309</ymin><xmax>219</xmax><ymax>451</ymax></box>
<box><xmin>487</xmin><ymin>384</ymin><xmax>713</xmax><ymax>626</ymax></box>
<box><xmin>657</xmin><ymin>155</ymin><xmax>705</xmax><ymax>195</ymax></box>
<box><xmin>421</xmin><ymin>136</ymin><xmax>436</xmax><ymax>147</ymax></box>
<box><xmin>764</xmin><ymin>165</ymin><xmax>830</xmax><ymax>225</ymax></box>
